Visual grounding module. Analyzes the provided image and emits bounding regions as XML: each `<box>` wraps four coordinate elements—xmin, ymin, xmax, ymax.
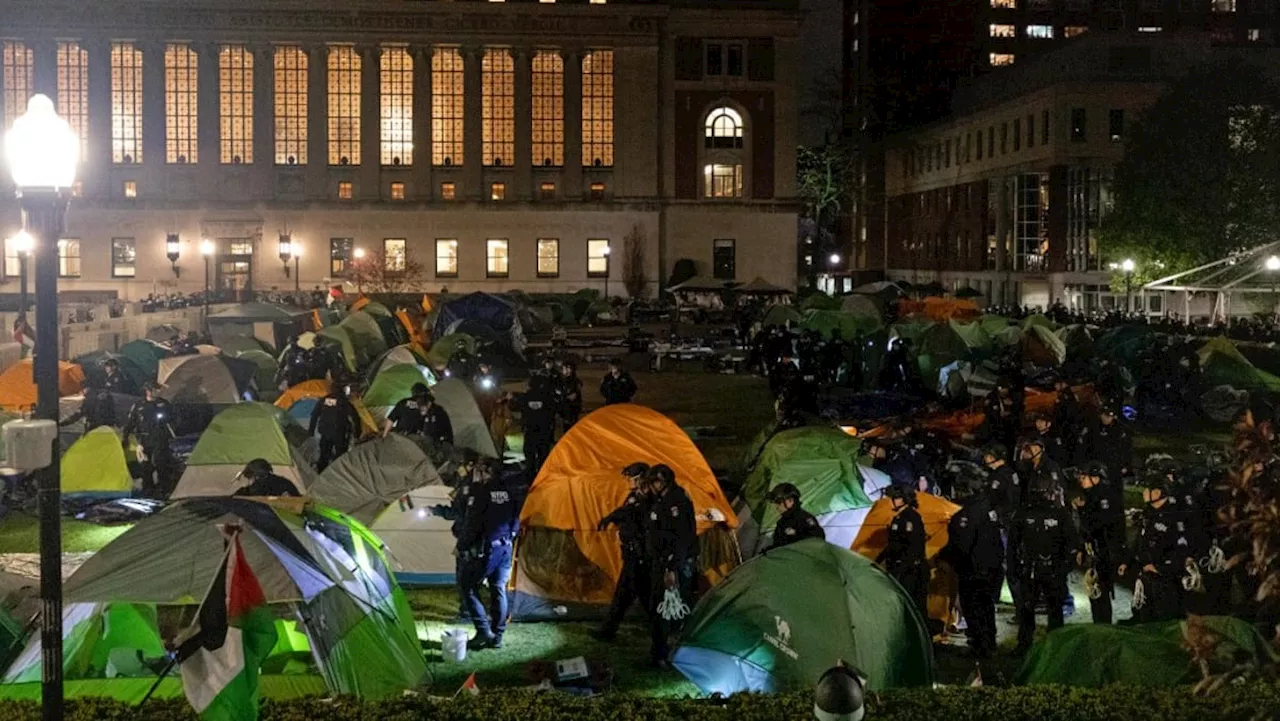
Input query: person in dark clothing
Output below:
<box><xmin>308</xmin><ymin>384</ymin><xmax>361</xmax><ymax>471</ymax></box>
<box><xmin>641</xmin><ymin>464</ymin><xmax>698</xmax><ymax>668</ymax></box>
<box><xmin>457</xmin><ymin>460</ymin><xmax>520</xmax><ymax>650</ymax></box>
<box><xmin>877</xmin><ymin>485</ymin><xmax>928</xmax><ymax>619</ymax></box>
<box><xmin>233</xmin><ymin>458</ymin><xmax>301</xmax><ymax>497</ymax></box>
<box><xmin>1071</xmin><ymin>461</ymin><xmax>1125</xmax><ymax>625</ymax></box>
<box><xmin>980</xmin><ymin>443</ymin><xmax>1019</xmax><ymax>525</ymax></box>
<box><xmin>1031</xmin><ymin>414</ymin><xmax>1071</xmax><ymax>468</ymax></box>
<box><xmin>1010</xmin><ymin>482</ymin><xmax>1079</xmax><ymax>654</ymax></box>
<box><xmin>766</xmin><ymin>482</ymin><xmax>825</xmax><ymax>550</ymax></box>
<box><xmin>1052</xmin><ymin>378</ymin><xmax>1083</xmax><ymax>458</ymax></box>
<box><xmin>556</xmin><ymin>362</ymin><xmax>584</xmax><ymax>431</ymax></box>
<box><xmin>122</xmin><ymin>382</ymin><xmax>177</xmax><ymax>498</ymax></box>
<box><xmin>383</xmin><ymin>383</ymin><xmax>431</xmax><ymax>437</ymax></box>
<box><xmin>595</xmin><ymin>462</ymin><xmax>653</xmax><ymax>641</ymax></box>
<box><xmin>61</xmin><ymin>385</ymin><xmax>117</xmax><ymax>431</ymax></box>
<box><xmin>471</xmin><ymin>361</ymin><xmax>502</xmax><ymax>423</ymax></box>
<box><xmin>277</xmin><ymin>338</ymin><xmax>312</xmax><ymax>389</ymax></box>
<box><xmin>1122</xmin><ymin>469</ymin><xmax>1197</xmax><ymax>623</ymax></box>
<box><xmin>1077</xmin><ymin>405</ymin><xmax>1133</xmax><ymax>486</ymax></box>
<box><xmin>511</xmin><ymin>376</ymin><xmax>558</xmax><ymax>476</ymax></box>
<box><xmin>939</xmin><ymin>474</ymin><xmax>1005</xmax><ymax>658</ymax></box>
<box><xmin>101</xmin><ymin>358</ymin><xmax>137</xmax><ymax>396</ymax></box>
<box><xmin>981</xmin><ymin>381</ymin><xmax>1023</xmax><ymax>453</ymax></box>
<box><xmin>600</xmin><ymin>360</ymin><xmax>638</xmax><ymax>405</ymax></box>
<box><xmin>1018</xmin><ymin>437</ymin><xmax>1065</xmax><ymax>508</ymax></box>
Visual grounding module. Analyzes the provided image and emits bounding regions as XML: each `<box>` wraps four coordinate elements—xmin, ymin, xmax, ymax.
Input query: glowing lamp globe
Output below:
<box><xmin>1267</xmin><ymin>256</ymin><xmax>1280</xmax><ymax>272</ymax></box>
<box><xmin>11</xmin><ymin>231</ymin><xmax>33</xmax><ymax>256</ymax></box>
<box><xmin>1121</xmin><ymin>259</ymin><xmax>1135</xmax><ymax>273</ymax></box>
<box><xmin>6</xmin><ymin>95</ymin><xmax>79</xmax><ymax>190</ymax></box>
<box><xmin>200</xmin><ymin>239</ymin><xmax>215</xmax><ymax>256</ymax></box>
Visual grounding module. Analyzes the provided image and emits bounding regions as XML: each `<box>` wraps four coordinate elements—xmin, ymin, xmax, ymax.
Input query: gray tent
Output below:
<box><xmin>430</xmin><ymin>377</ymin><xmax>499</xmax><ymax>459</ymax></box>
<box><xmin>208</xmin><ymin>302</ymin><xmax>312</xmax><ymax>351</ymax></box>
<box><xmin>308</xmin><ymin>435</ymin><xmax>442</xmax><ymax>524</ymax></box>
<box><xmin>156</xmin><ymin>354</ymin><xmax>257</xmax><ymax>404</ymax></box>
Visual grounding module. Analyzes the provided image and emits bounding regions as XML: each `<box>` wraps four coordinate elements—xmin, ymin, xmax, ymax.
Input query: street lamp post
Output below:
<box><xmin>11</xmin><ymin>231</ymin><xmax>32</xmax><ymax>321</ymax></box>
<box><xmin>602</xmin><ymin>245</ymin><xmax>612</xmax><ymax>298</ymax></box>
<box><xmin>6</xmin><ymin>94</ymin><xmax>79</xmax><ymax>721</ymax></box>
<box><xmin>1266</xmin><ymin>255</ymin><xmax>1280</xmax><ymax>321</ymax></box>
<box><xmin>1121</xmin><ymin>258</ymin><xmax>1136</xmax><ymax>314</ymax></box>
<box><xmin>353</xmin><ymin>247</ymin><xmax>366</xmax><ymax>294</ymax></box>
<box><xmin>292</xmin><ymin>243</ymin><xmax>302</xmax><ymax>294</ymax></box>
<box><xmin>200</xmin><ymin>239</ymin><xmax>214</xmax><ymax>324</ymax></box>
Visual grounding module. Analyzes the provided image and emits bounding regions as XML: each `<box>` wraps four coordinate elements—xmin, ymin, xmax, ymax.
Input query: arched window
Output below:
<box><xmin>702</xmin><ymin>105</ymin><xmax>746</xmax><ymax>199</ymax></box>
<box><xmin>704</xmin><ymin>106</ymin><xmax>743</xmax><ymax>149</ymax></box>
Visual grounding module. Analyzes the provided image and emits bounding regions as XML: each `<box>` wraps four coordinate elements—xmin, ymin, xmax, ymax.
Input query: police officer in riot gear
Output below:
<box><xmin>641</xmin><ymin>464</ymin><xmax>698</xmax><ymax>668</ymax></box>
<box><xmin>277</xmin><ymin>337</ymin><xmax>312</xmax><ymax>389</ymax></box>
<box><xmin>1018</xmin><ymin>437</ymin><xmax>1065</xmax><ymax>508</ymax></box>
<box><xmin>512</xmin><ymin>375</ymin><xmax>558</xmax><ymax>476</ymax></box>
<box><xmin>980</xmin><ymin>443</ymin><xmax>1018</xmax><ymax>524</ymax></box>
<box><xmin>233</xmin><ymin>458</ymin><xmax>301</xmax><ymax>497</ymax></box>
<box><xmin>457</xmin><ymin>460</ymin><xmax>520</xmax><ymax>650</ymax></box>
<box><xmin>1010</xmin><ymin>481</ymin><xmax>1079</xmax><ymax>654</ymax></box>
<box><xmin>1071</xmin><ymin>461</ymin><xmax>1125</xmax><ymax>625</ymax></box>
<box><xmin>1031</xmin><ymin>414</ymin><xmax>1071</xmax><ymax>468</ymax></box>
<box><xmin>1078</xmin><ymin>404</ymin><xmax>1133</xmax><ymax>486</ymax></box>
<box><xmin>1122</xmin><ymin>465</ymin><xmax>1197</xmax><ymax>623</ymax></box>
<box><xmin>877</xmin><ymin>485</ymin><xmax>928</xmax><ymax>619</ymax></box>
<box><xmin>939</xmin><ymin>474</ymin><xmax>1005</xmax><ymax>658</ymax></box>
<box><xmin>122</xmin><ymin>381</ymin><xmax>177</xmax><ymax>498</ymax></box>
<box><xmin>766</xmin><ymin>482</ymin><xmax>825</xmax><ymax>550</ymax></box>
<box><xmin>308</xmin><ymin>383</ymin><xmax>361</xmax><ymax>471</ymax></box>
<box><xmin>595</xmin><ymin>462</ymin><xmax>652</xmax><ymax>642</ymax></box>
<box><xmin>384</xmin><ymin>383</ymin><xmax>431</xmax><ymax>437</ymax></box>
<box><xmin>101</xmin><ymin>358</ymin><xmax>136</xmax><ymax>396</ymax></box>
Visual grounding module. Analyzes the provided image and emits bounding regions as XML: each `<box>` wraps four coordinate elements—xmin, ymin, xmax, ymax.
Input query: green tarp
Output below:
<box><xmin>741</xmin><ymin>427</ymin><xmax>871</xmax><ymax>530</ymax></box>
<box><xmin>673</xmin><ymin>539</ymin><xmax>933</xmax><ymax>694</ymax></box>
<box><xmin>61</xmin><ymin>427</ymin><xmax>132</xmax><ymax>497</ymax></box>
<box><xmin>117</xmin><ymin>340</ymin><xmax>170</xmax><ymax>383</ymax></box>
<box><xmin>1198</xmin><ymin>336</ymin><xmax>1280</xmax><ymax>392</ymax></box>
<box><xmin>1016</xmin><ymin>616</ymin><xmax>1276</xmax><ymax>687</ymax></box>
<box><xmin>802</xmin><ymin>310</ymin><xmax>880</xmax><ymax>339</ymax></box>
<box><xmin>364</xmin><ymin>363</ymin><xmax>434</xmax><ymax>409</ymax></box>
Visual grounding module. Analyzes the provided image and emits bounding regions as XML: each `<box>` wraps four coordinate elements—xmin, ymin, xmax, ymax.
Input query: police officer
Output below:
<box><xmin>383</xmin><ymin>383</ymin><xmax>431</xmax><ymax>437</ymax></box>
<box><xmin>1078</xmin><ymin>404</ymin><xmax>1133</xmax><ymax>486</ymax></box>
<box><xmin>877</xmin><ymin>485</ymin><xmax>928</xmax><ymax>619</ymax></box>
<box><xmin>457</xmin><ymin>460</ymin><xmax>520</xmax><ymax>650</ymax></box>
<box><xmin>939</xmin><ymin>474</ymin><xmax>1004</xmax><ymax>658</ymax></box>
<box><xmin>308</xmin><ymin>383</ymin><xmax>360</xmax><ymax>471</ymax></box>
<box><xmin>1010</xmin><ymin>482</ymin><xmax>1078</xmax><ymax>654</ymax></box>
<box><xmin>600</xmin><ymin>359</ymin><xmax>638</xmax><ymax>405</ymax></box>
<box><xmin>1053</xmin><ymin>378</ymin><xmax>1082</xmax><ymax>458</ymax></box>
<box><xmin>101</xmin><ymin>358</ymin><xmax>136</xmax><ymax>396</ymax></box>
<box><xmin>277</xmin><ymin>337</ymin><xmax>311</xmax><ymax>389</ymax></box>
<box><xmin>512</xmin><ymin>375</ymin><xmax>558</xmax><ymax>476</ymax></box>
<box><xmin>1018</xmin><ymin>437</ymin><xmax>1065</xmax><ymax>508</ymax></box>
<box><xmin>556</xmin><ymin>361</ymin><xmax>584</xmax><ymax>432</ymax></box>
<box><xmin>472</xmin><ymin>361</ymin><xmax>501</xmax><ymax>423</ymax></box>
<box><xmin>980</xmin><ymin>443</ymin><xmax>1019</xmax><ymax>525</ymax></box>
<box><xmin>1031</xmin><ymin>414</ymin><xmax>1071</xmax><ymax>468</ymax></box>
<box><xmin>766</xmin><ymin>482</ymin><xmax>825</xmax><ymax>550</ymax></box>
<box><xmin>1071</xmin><ymin>461</ymin><xmax>1125</xmax><ymax>625</ymax></box>
<box><xmin>641</xmin><ymin>464</ymin><xmax>698</xmax><ymax>669</ymax></box>
<box><xmin>1121</xmin><ymin>468</ymin><xmax>1196</xmax><ymax>623</ymax></box>
<box><xmin>982</xmin><ymin>380</ymin><xmax>1023</xmax><ymax>453</ymax></box>
<box><xmin>595</xmin><ymin>462</ymin><xmax>652</xmax><ymax>642</ymax></box>
<box><xmin>122</xmin><ymin>381</ymin><xmax>177</xmax><ymax>498</ymax></box>
<box><xmin>61</xmin><ymin>385</ymin><xmax>116</xmax><ymax>431</ymax></box>
<box><xmin>233</xmin><ymin>459</ymin><xmax>301</xmax><ymax>497</ymax></box>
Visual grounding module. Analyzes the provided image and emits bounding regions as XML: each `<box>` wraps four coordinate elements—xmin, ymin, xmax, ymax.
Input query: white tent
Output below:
<box><xmin>370</xmin><ymin>485</ymin><xmax>458</xmax><ymax>586</ymax></box>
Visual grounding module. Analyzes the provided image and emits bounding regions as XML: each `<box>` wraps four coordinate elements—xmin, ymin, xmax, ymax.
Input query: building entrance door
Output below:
<box><xmin>216</xmin><ymin>238</ymin><xmax>254</xmax><ymax>301</ymax></box>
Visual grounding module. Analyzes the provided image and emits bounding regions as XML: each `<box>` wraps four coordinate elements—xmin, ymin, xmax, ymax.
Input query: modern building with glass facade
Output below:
<box><xmin>0</xmin><ymin>0</ymin><xmax>801</xmax><ymax>300</ymax></box>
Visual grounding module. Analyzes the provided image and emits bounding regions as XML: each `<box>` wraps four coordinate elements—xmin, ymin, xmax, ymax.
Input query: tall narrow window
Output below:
<box><xmin>219</xmin><ymin>45</ymin><xmax>253</xmax><ymax>164</ymax></box>
<box><xmin>431</xmin><ymin>48</ymin><xmax>464</xmax><ymax>166</ymax></box>
<box><xmin>436</xmin><ymin>239</ymin><xmax>459</xmax><ymax>277</ymax></box>
<box><xmin>2</xmin><ymin>41</ymin><xmax>33</xmax><ymax>129</ymax></box>
<box><xmin>330</xmin><ymin>237</ymin><xmax>353</xmax><ymax>276</ymax></box>
<box><xmin>531</xmin><ymin>51</ymin><xmax>564</xmax><ymax>167</ymax></box>
<box><xmin>482</xmin><ymin>48</ymin><xmax>514</xmax><ymax>166</ymax></box>
<box><xmin>56</xmin><ymin>42</ymin><xmax>89</xmax><ymax>159</ymax></box>
<box><xmin>112</xmin><ymin>238</ymin><xmax>137</xmax><ymax>277</ymax></box>
<box><xmin>486</xmin><ymin>239</ymin><xmax>510</xmax><ymax>277</ymax></box>
<box><xmin>537</xmin><ymin>239</ymin><xmax>560</xmax><ymax>277</ymax></box>
<box><xmin>713</xmin><ymin>239</ymin><xmax>736</xmax><ymax>280</ymax></box>
<box><xmin>380</xmin><ymin>47</ymin><xmax>413</xmax><ymax>166</ymax></box>
<box><xmin>383</xmin><ymin>238</ymin><xmax>407</xmax><ymax>273</ymax></box>
<box><xmin>164</xmin><ymin>43</ymin><xmax>198</xmax><ymax>164</ymax></box>
<box><xmin>704</xmin><ymin>106</ymin><xmax>744</xmax><ymax>199</ymax></box>
<box><xmin>582</xmin><ymin>50</ymin><xmax>614</xmax><ymax>167</ymax></box>
<box><xmin>111</xmin><ymin>42</ymin><xmax>144</xmax><ymax>163</ymax></box>
<box><xmin>274</xmin><ymin>46</ymin><xmax>307</xmax><ymax>165</ymax></box>
<box><xmin>58</xmin><ymin>239</ymin><xmax>82</xmax><ymax>278</ymax></box>
<box><xmin>328</xmin><ymin>46</ymin><xmax>361</xmax><ymax>165</ymax></box>
<box><xmin>587</xmin><ymin>239</ymin><xmax>611</xmax><ymax>278</ymax></box>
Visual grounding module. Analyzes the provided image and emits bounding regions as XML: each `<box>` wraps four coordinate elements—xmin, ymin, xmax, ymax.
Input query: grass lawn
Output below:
<box><xmin>0</xmin><ymin>512</ymin><xmax>131</xmax><ymax>554</ymax></box>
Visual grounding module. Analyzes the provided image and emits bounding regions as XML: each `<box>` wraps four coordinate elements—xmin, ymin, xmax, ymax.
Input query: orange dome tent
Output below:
<box><xmin>512</xmin><ymin>403</ymin><xmax>739</xmax><ymax>620</ymax></box>
<box><xmin>0</xmin><ymin>359</ymin><xmax>85</xmax><ymax>411</ymax></box>
<box><xmin>852</xmin><ymin>493</ymin><xmax>961</xmax><ymax>625</ymax></box>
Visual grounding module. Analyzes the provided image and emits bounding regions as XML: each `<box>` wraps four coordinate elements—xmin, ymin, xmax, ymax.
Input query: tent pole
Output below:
<box><xmin>137</xmin><ymin>657</ymin><xmax>177</xmax><ymax>709</ymax></box>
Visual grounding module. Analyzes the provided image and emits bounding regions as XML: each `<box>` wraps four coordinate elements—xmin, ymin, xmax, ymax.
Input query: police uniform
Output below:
<box><xmin>598</xmin><ymin>489</ymin><xmax>652</xmax><ymax>639</ymax></box>
<box><xmin>642</xmin><ymin>481</ymin><xmax>698</xmax><ymax>664</ymax></box>
<box><xmin>940</xmin><ymin>493</ymin><xmax>1005</xmax><ymax>657</ymax></box>
<box><xmin>422</xmin><ymin>402</ymin><xmax>454</xmax><ymax>446</ymax></box>
<box><xmin>386</xmin><ymin>396</ymin><xmax>428</xmax><ymax>435</ymax></box>
<box><xmin>101</xmin><ymin>368</ymin><xmax>136</xmax><ymax>396</ymax></box>
<box><xmin>1020</xmin><ymin>455</ymin><xmax>1065</xmax><ymax>508</ymax></box>
<box><xmin>308</xmin><ymin>391</ymin><xmax>360</xmax><ymax>471</ymax></box>
<box><xmin>122</xmin><ymin>395</ymin><xmax>177</xmax><ymax>497</ymax></box>
<box><xmin>1073</xmin><ymin>471</ymin><xmax>1126</xmax><ymax>624</ymax></box>
<box><xmin>600</xmin><ymin>369</ymin><xmax>638</xmax><ymax>405</ymax></box>
<box><xmin>771</xmin><ymin>504</ymin><xmax>825</xmax><ymax>550</ymax></box>
<box><xmin>514</xmin><ymin>382</ymin><xmax>558</xmax><ymax>475</ymax></box>
<box><xmin>1078</xmin><ymin>417</ymin><xmax>1133</xmax><ymax>483</ymax></box>
<box><xmin>556</xmin><ymin>372</ymin><xmax>584</xmax><ymax>430</ymax></box>
<box><xmin>457</xmin><ymin>470</ymin><xmax>521</xmax><ymax>647</ymax></box>
<box><xmin>983</xmin><ymin>460</ymin><xmax>1020</xmax><ymax>526</ymax></box>
<box><xmin>1010</xmin><ymin>495</ymin><xmax>1078</xmax><ymax>651</ymax></box>
<box><xmin>1129</xmin><ymin>499</ymin><xmax>1194</xmax><ymax>623</ymax></box>
<box><xmin>879</xmin><ymin>502</ymin><xmax>928</xmax><ymax>619</ymax></box>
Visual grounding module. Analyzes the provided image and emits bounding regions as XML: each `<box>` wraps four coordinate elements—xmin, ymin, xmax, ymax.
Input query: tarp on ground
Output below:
<box><xmin>170</xmin><ymin>403</ymin><xmax>315</xmax><ymax>498</ymax></box>
<box><xmin>761</xmin><ymin>304</ymin><xmax>804</xmax><ymax>328</ymax></box>
<box><xmin>430</xmin><ymin>377</ymin><xmax>499</xmax><ymax>459</ymax></box>
<box><xmin>802</xmin><ymin>309</ymin><xmax>880</xmax><ymax>340</ymax></box>
<box><xmin>1197</xmin><ymin>336</ymin><xmax>1280</xmax><ymax>392</ymax></box>
<box><xmin>309</xmin><ymin>434</ymin><xmax>442</xmax><ymax>524</ymax></box>
<box><xmin>433</xmin><ymin>292</ymin><xmax>526</xmax><ymax>356</ymax></box>
<box><xmin>156</xmin><ymin>354</ymin><xmax>257</xmax><ymax>404</ymax></box>
<box><xmin>364</xmin><ymin>363</ymin><xmax>434</xmax><ymax>410</ymax></box>
<box><xmin>1021</xmin><ymin>324</ymin><xmax>1067</xmax><ymax>366</ymax></box>
<box><xmin>61</xmin><ymin>427</ymin><xmax>132</xmax><ymax>498</ymax></box>
<box><xmin>1016</xmin><ymin>616</ymin><xmax>1275</xmax><ymax>687</ymax></box>
<box><xmin>0</xmin><ymin>360</ymin><xmax>85</xmax><ymax>410</ymax></box>
<box><xmin>512</xmin><ymin>404</ymin><xmax>739</xmax><ymax>620</ymax></box>
<box><xmin>672</xmin><ymin>539</ymin><xmax>933</xmax><ymax>694</ymax></box>
<box><xmin>18</xmin><ymin>497</ymin><xmax>428</xmax><ymax>699</ymax></box>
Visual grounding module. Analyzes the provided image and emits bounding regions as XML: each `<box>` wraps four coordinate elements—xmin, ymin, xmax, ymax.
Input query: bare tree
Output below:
<box><xmin>347</xmin><ymin>249</ymin><xmax>428</xmax><ymax>294</ymax></box>
<box><xmin>623</xmin><ymin>223</ymin><xmax>648</xmax><ymax>298</ymax></box>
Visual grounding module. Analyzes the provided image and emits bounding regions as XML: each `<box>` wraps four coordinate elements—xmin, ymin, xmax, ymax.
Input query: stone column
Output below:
<box><xmin>463</xmin><ymin>45</ymin><xmax>483</xmax><ymax>200</ymax></box>
<box><xmin>562</xmin><ymin>48</ymin><xmax>583</xmax><ymax>199</ymax></box>
<box><xmin>253</xmin><ymin>45</ymin><xmax>274</xmax><ymax>177</ymax></box>
<box><xmin>306</xmin><ymin>44</ymin><xmax>328</xmax><ymax>198</ymax></box>
<box><xmin>141</xmin><ymin>42</ymin><xmax>166</xmax><ymax>171</ymax></box>
<box><xmin>359</xmin><ymin>44</ymin><xmax>381</xmax><ymax>199</ymax></box>
<box><xmin>994</xmin><ymin>175</ymin><xmax>1011</xmax><ymax>303</ymax></box>
<box><xmin>412</xmin><ymin>46</ymin><xmax>432</xmax><ymax>200</ymax></box>
<box><xmin>513</xmin><ymin>48</ymin><xmax>533</xmax><ymax>201</ymax></box>
<box><xmin>198</xmin><ymin>44</ymin><xmax>219</xmax><ymax>169</ymax></box>
<box><xmin>86</xmin><ymin>39</ymin><xmax>113</xmax><ymax>197</ymax></box>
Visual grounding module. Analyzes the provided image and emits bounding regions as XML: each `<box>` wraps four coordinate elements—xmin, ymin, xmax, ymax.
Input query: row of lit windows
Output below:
<box><xmin>989</xmin><ymin>0</ymin><xmax>1270</xmax><ymax>10</ymax></box>
<box><xmin>0</xmin><ymin>41</ymin><xmax>614</xmax><ymax>170</ymax></box>
<box><xmin>988</xmin><ymin>24</ymin><xmax>1088</xmax><ymax>39</ymax></box>
<box><xmin>330</xmin><ymin>236</ymin><xmax>611</xmax><ymax>279</ymax></box>
<box><xmin>2</xmin><ymin>237</ymin><xmax>83</xmax><ymax>278</ymax></box>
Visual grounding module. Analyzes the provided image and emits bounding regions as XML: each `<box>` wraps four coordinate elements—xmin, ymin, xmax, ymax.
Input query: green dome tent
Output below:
<box><xmin>799</xmin><ymin>291</ymin><xmax>842</xmax><ymax>312</ymax></box>
<box><xmin>1020</xmin><ymin>313</ymin><xmax>1058</xmax><ymax>332</ymax></box>
<box><xmin>949</xmin><ymin>320</ymin><xmax>993</xmax><ymax>354</ymax></box>
<box><xmin>364</xmin><ymin>363</ymin><xmax>434</xmax><ymax>411</ymax></box>
<box><xmin>317</xmin><ymin>326</ymin><xmax>358</xmax><ymax>372</ymax></box>
<box><xmin>1197</xmin><ymin>336</ymin><xmax>1280</xmax><ymax>392</ymax></box>
<box><xmin>423</xmin><ymin>333</ymin><xmax>476</xmax><ymax>371</ymax></box>
<box><xmin>234</xmin><ymin>349</ymin><xmax>280</xmax><ymax>400</ymax></box>
<box><xmin>802</xmin><ymin>310</ymin><xmax>880</xmax><ymax>340</ymax></box>
<box><xmin>309</xmin><ymin>434</ymin><xmax>443</xmax><ymax>524</ymax></box>
<box><xmin>366</xmin><ymin>344</ymin><xmax>430</xmax><ymax>383</ymax></box>
<box><xmin>738</xmin><ymin>427</ymin><xmax>876</xmax><ymax>554</ymax></box>
<box><xmin>217</xmin><ymin>335</ymin><xmax>276</xmax><ymax>356</ymax></box>
<box><xmin>1056</xmin><ymin>324</ymin><xmax>1095</xmax><ymax>361</ymax></box>
<box><xmin>1021</xmin><ymin>324</ymin><xmax>1067</xmax><ymax>366</ymax></box>
<box><xmin>761</xmin><ymin>304</ymin><xmax>803</xmax><ymax>328</ymax></box>
<box><xmin>156</xmin><ymin>354</ymin><xmax>257</xmax><ymax>404</ymax></box>
<box><xmin>339</xmin><ymin>311</ymin><xmax>390</xmax><ymax>369</ymax></box>
<box><xmin>169</xmin><ymin>403</ymin><xmax>315</xmax><ymax>498</ymax></box>
<box><xmin>673</xmin><ymin>538</ymin><xmax>934</xmax><ymax>694</ymax></box>
<box><xmin>430</xmin><ymin>377</ymin><xmax>500</xmax><ymax>459</ymax></box>
<box><xmin>977</xmin><ymin>314</ymin><xmax>1014</xmax><ymax>337</ymax></box>
<box><xmin>117</xmin><ymin>340</ymin><xmax>171</xmax><ymax>384</ymax></box>
<box><xmin>1095</xmin><ymin>325</ymin><xmax>1158</xmax><ymax>365</ymax></box>
<box><xmin>1016</xmin><ymin>616</ymin><xmax>1275</xmax><ymax>687</ymax></box>
<box><xmin>61</xmin><ymin>427</ymin><xmax>132</xmax><ymax>498</ymax></box>
<box><xmin>72</xmin><ymin>351</ymin><xmax>149</xmax><ymax>393</ymax></box>
<box><xmin>916</xmin><ymin>322</ymin><xmax>974</xmax><ymax>388</ymax></box>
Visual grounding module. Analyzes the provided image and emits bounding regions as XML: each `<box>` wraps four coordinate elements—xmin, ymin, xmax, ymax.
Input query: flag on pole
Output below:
<box><xmin>176</xmin><ymin>528</ymin><xmax>278</xmax><ymax>721</ymax></box>
<box><xmin>456</xmin><ymin>672</ymin><xmax>480</xmax><ymax>697</ymax></box>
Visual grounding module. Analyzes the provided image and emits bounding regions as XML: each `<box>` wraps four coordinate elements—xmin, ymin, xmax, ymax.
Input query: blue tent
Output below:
<box><xmin>433</xmin><ymin>292</ymin><xmax>526</xmax><ymax>357</ymax></box>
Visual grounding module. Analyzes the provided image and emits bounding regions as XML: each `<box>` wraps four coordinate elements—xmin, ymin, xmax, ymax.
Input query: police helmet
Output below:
<box><xmin>1077</xmin><ymin>460</ymin><xmax>1108</xmax><ymax>480</ymax></box>
<box><xmin>1031</xmin><ymin>413</ymin><xmax>1052</xmax><ymax>426</ymax></box>
<box><xmin>648</xmin><ymin>464</ymin><xmax>676</xmax><ymax>488</ymax></box>
<box><xmin>102</xmin><ymin>358</ymin><xmax>119</xmax><ymax>369</ymax></box>
<box><xmin>1134</xmin><ymin>468</ymin><xmax>1173</xmax><ymax>492</ymax></box>
<box><xmin>142</xmin><ymin>380</ymin><xmax>162</xmax><ymax>393</ymax></box>
<box><xmin>814</xmin><ymin>663</ymin><xmax>866</xmax><ymax>721</ymax></box>
<box><xmin>411</xmin><ymin>383</ymin><xmax>430</xmax><ymax>398</ymax></box>
<box><xmin>884</xmin><ymin>484</ymin><xmax>918</xmax><ymax>507</ymax></box>
<box><xmin>766</xmin><ymin>482</ymin><xmax>801</xmax><ymax>504</ymax></box>
<box><xmin>242</xmin><ymin>458</ymin><xmax>273</xmax><ymax>479</ymax></box>
<box><xmin>621</xmin><ymin>462</ymin><xmax>650</xmax><ymax>479</ymax></box>
<box><xmin>981</xmin><ymin>443</ymin><xmax>1009</xmax><ymax>462</ymax></box>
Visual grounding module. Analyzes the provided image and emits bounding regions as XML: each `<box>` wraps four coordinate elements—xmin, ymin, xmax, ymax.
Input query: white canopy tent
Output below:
<box><xmin>1142</xmin><ymin>241</ymin><xmax>1280</xmax><ymax>323</ymax></box>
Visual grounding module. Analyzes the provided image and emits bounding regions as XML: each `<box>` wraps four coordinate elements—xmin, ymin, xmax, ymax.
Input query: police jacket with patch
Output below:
<box><xmin>983</xmin><ymin>463</ymin><xmax>1019</xmax><ymax>524</ymax></box>
<box><xmin>308</xmin><ymin>393</ymin><xmax>360</xmax><ymax>440</ymax></box>
<box><xmin>1075</xmin><ymin>478</ymin><xmax>1124</xmax><ymax>535</ymax></box>
<box><xmin>122</xmin><ymin>398</ymin><xmax>175</xmax><ymax>449</ymax></box>
<box><xmin>600</xmin><ymin>490</ymin><xmax>648</xmax><ymax>557</ymax></box>
<box><xmin>600</xmin><ymin>372</ymin><xmax>638</xmax><ymax>405</ymax></box>
<box><xmin>879</xmin><ymin>506</ymin><xmax>926</xmax><ymax>571</ymax></box>
<box><xmin>1009</xmin><ymin>503</ymin><xmax>1078</xmax><ymax>575</ymax></box>
<box><xmin>101</xmin><ymin>371</ymin><xmax>137</xmax><ymax>397</ymax></box>
<box><xmin>770</xmin><ymin>505</ymin><xmax>825</xmax><ymax>550</ymax></box>
<box><xmin>387</xmin><ymin>398</ymin><xmax>427</xmax><ymax>435</ymax></box>
<box><xmin>643</xmin><ymin>484</ymin><xmax>698</xmax><ymax>573</ymax></box>
<box><xmin>422</xmin><ymin>404</ymin><xmax>454</xmax><ymax>446</ymax></box>
<box><xmin>457</xmin><ymin>476</ymin><xmax>521</xmax><ymax>553</ymax></box>
<box><xmin>1132</xmin><ymin>503</ymin><xmax>1196</xmax><ymax>572</ymax></box>
<box><xmin>940</xmin><ymin>495</ymin><xmax>1005</xmax><ymax>583</ymax></box>
<box><xmin>1078</xmin><ymin>420</ymin><xmax>1133</xmax><ymax>474</ymax></box>
<box><xmin>1020</xmin><ymin>458</ymin><xmax>1065</xmax><ymax>506</ymax></box>
<box><xmin>514</xmin><ymin>388</ymin><xmax>558</xmax><ymax>437</ymax></box>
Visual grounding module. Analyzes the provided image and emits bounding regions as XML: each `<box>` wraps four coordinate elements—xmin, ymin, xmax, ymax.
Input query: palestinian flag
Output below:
<box><xmin>176</xmin><ymin>530</ymin><xmax>278</xmax><ymax>721</ymax></box>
